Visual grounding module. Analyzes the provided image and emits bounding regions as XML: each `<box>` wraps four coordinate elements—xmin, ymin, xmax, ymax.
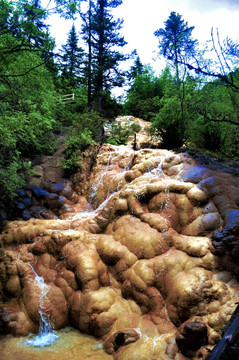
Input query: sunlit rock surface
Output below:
<box><xmin>1</xmin><ymin>117</ymin><xmax>239</xmax><ymax>359</ymax></box>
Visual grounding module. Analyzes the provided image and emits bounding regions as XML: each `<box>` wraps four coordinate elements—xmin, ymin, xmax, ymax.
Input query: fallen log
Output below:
<box><xmin>206</xmin><ymin>303</ymin><xmax>239</xmax><ymax>359</ymax></box>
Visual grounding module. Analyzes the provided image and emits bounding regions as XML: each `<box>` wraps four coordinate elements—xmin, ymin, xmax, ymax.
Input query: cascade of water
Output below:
<box><xmin>25</xmin><ymin>264</ymin><xmax>59</xmax><ymax>347</ymax></box>
<box><xmin>87</xmin><ymin>148</ymin><xmax>134</xmax><ymax>208</ymax></box>
<box><xmin>88</xmin><ymin>153</ymin><xmax>113</xmax><ymax>205</ymax></box>
<box><xmin>148</xmin><ymin>155</ymin><xmax>166</xmax><ymax>179</ymax></box>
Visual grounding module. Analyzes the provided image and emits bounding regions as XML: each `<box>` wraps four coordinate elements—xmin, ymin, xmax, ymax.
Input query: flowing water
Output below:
<box><xmin>0</xmin><ymin>133</ymin><xmax>173</xmax><ymax>359</ymax></box>
<box><xmin>25</xmin><ymin>265</ymin><xmax>59</xmax><ymax>347</ymax></box>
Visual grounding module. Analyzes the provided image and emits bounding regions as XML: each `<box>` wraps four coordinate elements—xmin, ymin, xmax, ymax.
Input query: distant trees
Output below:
<box><xmin>124</xmin><ymin>11</ymin><xmax>239</xmax><ymax>156</ymax></box>
<box><xmin>124</xmin><ymin>65</ymin><xmax>164</xmax><ymax>121</ymax></box>
<box><xmin>56</xmin><ymin>0</ymin><xmax>127</xmax><ymax>113</ymax></box>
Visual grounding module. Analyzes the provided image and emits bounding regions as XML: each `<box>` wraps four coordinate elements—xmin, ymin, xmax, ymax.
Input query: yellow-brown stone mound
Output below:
<box><xmin>1</xmin><ymin>134</ymin><xmax>239</xmax><ymax>360</ymax></box>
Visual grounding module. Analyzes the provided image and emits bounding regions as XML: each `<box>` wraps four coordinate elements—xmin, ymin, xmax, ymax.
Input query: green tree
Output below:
<box><xmin>124</xmin><ymin>65</ymin><xmax>163</xmax><ymax>120</ymax></box>
<box><xmin>128</xmin><ymin>54</ymin><xmax>144</xmax><ymax>80</ymax></box>
<box><xmin>55</xmin><ymin>0</ymin><xmax>127</xmax><ymax>113</ymax></box>
<box><xmin>0</xmin><ymin>42</ymin><xmax>57</xmax><ymax>199</ymax></box>
<box><xmin>60</xmin><ymin>24</ymin><xmax>84</xmax><ymax>88</ymax></box>
<box><xmin>88</xmin><ymin>0</ymin><xmax>127</xmax><ymax>113</ymax></box>
<box><xmin>154</xmin><ymin>12</ymin><xmax>198</xmax><ymax>146</ymax></box>
<box><xmin>154</xmin><ymin>11</ymin><xmax>198</xmax><ymax>84</ymax></box>
<box><xmin>0</xmin><ymin>1</ymin><xmax>58</xmax><ymax>201</ymax></box>
<box><xmin>81</xmin><ymin>0</ymin><xmax>93</xmax><ymax>108</ymax></box>
<box><xmin>150</xmin><ymin>68</ymin><xmax>197</xmax><ymax>148</ymax></box>
<box><xmin>0</xmin><ymin>0</ymin><xmax>55</xmax><ymax>81</ymax></box>
<box><xmin>187</xmin><ymin>77</ymin><xmax>239</xmax><ymax>157</ymax></box>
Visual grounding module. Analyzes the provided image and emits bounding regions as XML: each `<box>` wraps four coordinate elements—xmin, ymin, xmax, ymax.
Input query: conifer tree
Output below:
<box><xmin>154</xmin><ymin>11</ymin><xmax>197</xmax><ymax>84</ymax></box>
<box><xmin>55</xmin><ymin>0</ymin><xmax>127</xmax><ymax>113</ymax></box>
<box><xmin>60</xmin><ymin>24</ymin><xmax>84</xmax><ymax>87</ymax></box>
<box><xmin>129</xmin><ymin>54</ymin><xmax>144</xmax><ymax>80</ymax></box>
<box><xmin>83</xmin><ymin>0</ymin><xmax>127</xmax><ymax>112</ymax></box>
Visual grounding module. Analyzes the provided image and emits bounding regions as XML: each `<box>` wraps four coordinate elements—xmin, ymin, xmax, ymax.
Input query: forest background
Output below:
<box><xmin>0</xmin><ymin>0</ymin><xmax>238</xmax><ymax>207</ymax></box>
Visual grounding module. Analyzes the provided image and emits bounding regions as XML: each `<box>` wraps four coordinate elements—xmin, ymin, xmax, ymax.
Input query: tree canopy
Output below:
<box><xmin>0</xmin><ymin>3</ymin><xmax>238</xmax><ymax>209</ymax></box>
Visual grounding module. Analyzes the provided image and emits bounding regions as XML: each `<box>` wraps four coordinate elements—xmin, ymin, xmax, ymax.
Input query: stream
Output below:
<box><xmin>1</xmin><ymin>116</ymin><xmax>239</xmax><ymax>360</ymax></box>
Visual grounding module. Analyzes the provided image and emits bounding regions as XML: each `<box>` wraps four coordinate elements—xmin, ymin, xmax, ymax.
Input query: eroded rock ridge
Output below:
<box><xmin>1</xmin><ymin>117</ymin><xmax>239</xmax><ymax>360</ymax></box>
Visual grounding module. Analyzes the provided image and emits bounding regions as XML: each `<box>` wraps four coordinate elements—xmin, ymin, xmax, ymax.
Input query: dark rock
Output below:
<box><xmin>176</xmin><ymin>318</ymin><xmax>208</xmax><ymax>357</ymax></box>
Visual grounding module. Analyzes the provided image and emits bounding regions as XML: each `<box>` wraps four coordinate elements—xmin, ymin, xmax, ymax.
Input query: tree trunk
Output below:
<box><xmin>95</xmin><ymin>0</ymin><xmax>105</xmax><ymax>113</ymax></box>
<box><xmin>87</xmin><ymin>0</ymin><xmax>92</xmax><ymax>109</ymax></box>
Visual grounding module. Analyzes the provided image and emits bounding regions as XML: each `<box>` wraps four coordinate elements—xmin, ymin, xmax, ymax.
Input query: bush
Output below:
<box><xmin>0</xmin><ymin>35</ymin><xmax>57</xmax><ymax>201</ymax></box>
<box><xmin>151</xmin><ymin>96</ymin><xmax>184</xmax><ymax>148</ymax></box>
<box><xmin>123</xmin><ymin>66</ymin><xmax>164</xmax><ymax>121</ymax></box>
<box><xmin>62</xmin><ymin>110</ymin><xmax>106</xmax><ymax>174</ymax></box>
<box><xmin>105</xmin><ymin>119</ymin><xmax>141</xmax><ymax>145</ymax></box>
<box><xmin>56</xmin><ymin>87</ymin><xmax>88</xmax><ymax>127</ymax></box>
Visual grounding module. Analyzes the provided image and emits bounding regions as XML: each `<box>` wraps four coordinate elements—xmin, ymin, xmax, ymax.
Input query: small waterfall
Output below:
<box><xmin>88</xmin><ymin>153</ymin><xmax>113</xmax><ymax>205</ymax></box>
<box><xmin>25</xmin><ymin>264</ymin><xmax>59</xmax><ymax>347</ymax></box>
<box><xmin>148</xmin><ymin>156</ymin><xmax>166</xmax><ymax>179</ymax></box>
<box><xmin>87</xmin><ymin>147</ymin><xmax>134</xmax><ymax>208</ymax></box>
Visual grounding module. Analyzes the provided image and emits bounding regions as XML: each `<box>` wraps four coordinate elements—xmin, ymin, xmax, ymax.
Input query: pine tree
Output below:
<box><xmin>83</xmin><ymin>0</ymin><xmax>127</xmax><ymax>112</ymax></box>
<box><xmin>129</xmin><ymin>54</ymin><xmax>144</xmax><ymax>80</ymax></box>
<box><xmin>154</xmin><ymin>11</ymin><xmax>197</xmax><ymax>84</ymax></box>
<box><xmin>154</xmin><ymin>13</ymin><xmax>198</xmax><ymax>146</ymax></box>
<box><xmin>60</xmin><ymin>24</ymin><xmax>84</xmax><ymax>87</ymax></box>
<box><xmin>55</xmin><ymin>0</ymin><xmax>127</xmax><ymax>112</ymax></box>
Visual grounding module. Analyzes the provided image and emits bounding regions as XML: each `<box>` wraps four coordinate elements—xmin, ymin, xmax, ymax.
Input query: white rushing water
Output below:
<box><xmin>25</xmin><ymin>264</ymin><xmax>59</xmax><ymax>347</ymax></box>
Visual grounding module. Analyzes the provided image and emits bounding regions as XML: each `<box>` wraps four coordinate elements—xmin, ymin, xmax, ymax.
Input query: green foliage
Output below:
<box><xmin>100</xmin><ymin>90</ymin><xmax>123</xmax><ymax>118</ymax></box>
<box><xmin>59</xmin><ymin>24</ymin><xmax>84</xmax><ymax>88</ymax></box>
<box><xmin>151</xmin><ymin>96</ymin><xmax>182</xmax><ymax>149</ymax></box>
<box><xmin>56</xmin><ymin>86</ymin><xmax>88</xmax><ymax>126</ymax></box>
<box><xmin>128</xmin><ymin>55</ymin><xmax>144</xmax><ymax>80</ymax></box>
<box><xmin>124</xmin><ymin>66</ymin><xmax>164</xmax><ymax>120</ymax></box>
<box><xmin>154</xmin><ymin>11</ymin><xmax>198</xmax><ymax>82</ymax></box>
<box><xmin>187</xmin><ymin>78</ymin><xmax>239</xmax><ymax>157</ymax></box>
<box><xmin>62</xmin><ymin>128</ymin><xmax>93</xmax><ymax>173</ymax></box>
<box><xmin>150</xmin><ymin>69</ymin><xmax>195</xmax><ymax>148</ymax></box>
<box><xmin>81</xmin><ymin>0</ymin><xmax>127</xmax><ymax>111</ymax></box>
<box><xmin>62</xmin><ymin>110</ymin><xmax>106</xmax><ymax>174</ymax></box>
<box><xmin>187</xmin><ymin>115</ymin><xmax>222</xmax><ymax>151</ymax></box>
<box><xmin>0</xmin><ymin>30</ymin><xmax>57</xmax><ymax>201</ymax></box>
<box><xmin>106</xmin><ymin>118</ymin><xmax>141</xmax><ymax>145</ymax></box>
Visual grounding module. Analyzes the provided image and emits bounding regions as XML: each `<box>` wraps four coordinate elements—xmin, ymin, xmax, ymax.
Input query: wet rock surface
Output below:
<box><xmin>1</xmin><ymin>117</ymin><xmax>239</xmax><ymax>359</ymax></box>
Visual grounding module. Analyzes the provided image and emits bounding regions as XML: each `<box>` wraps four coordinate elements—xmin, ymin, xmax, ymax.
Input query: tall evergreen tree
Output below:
<box><xmin>154</xmin><ymin>11</ymin><xmax>197</xmax><ymax>84</ymax></box>
<box><xmin>60</xmin><ymin>24</ymin><xmax>84</xmax><ymax>87</ymax></box>
<box><xmin>154</xmin><ymin>12</ymin><xmax>198</xmax><ymax>146</ymax></box>
<box><xmin>82</xmin><ymin>0</ymin><xmax>127</xmax><ymax>112</ymax></box>
<box><xmin>81</xmin><ymin>0</ymin><xmax>94</xmax><ymax>108</ymax></box>
<box><xmin>129</xmin><ymin>54</ymin><xmax>144</xmax><ymax>80</ymax></box>
<box><xmin>55</xmin><ymin>0</ymin><xmax>127</xmax><ymax>113</ymax></box>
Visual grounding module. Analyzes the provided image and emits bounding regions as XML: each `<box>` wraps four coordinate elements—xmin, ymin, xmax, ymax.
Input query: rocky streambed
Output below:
<box><xmin>0</xmin><ymin>117</ymin><xmax>239</xmax><ymax>360</ymax></box>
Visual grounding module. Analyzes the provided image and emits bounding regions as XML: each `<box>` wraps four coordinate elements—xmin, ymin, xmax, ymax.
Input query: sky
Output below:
<box><xmin>44</xmin><ymin>0</ymin><xmax>239</xmax><ymax>94</ymax></box>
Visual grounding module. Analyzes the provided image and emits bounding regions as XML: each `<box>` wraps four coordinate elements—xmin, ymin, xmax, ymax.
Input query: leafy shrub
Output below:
<box><xmin>56</xmin><ymin>87</ymin><xmax>88</xmax><ymax>127</ymax></box>
<box><xmin>0</xmin><ymin>35</ymin><xmax>57</xmax><ymax>201</ymax></box>
<box><xmin>62</xmin><ymin>110</ymin><xmax>106</xmax><ymax>174</ymax></box>
<box><xmin>186</xmin><ymin>115</ymin><xmax>222</xmax><ymax>151</ymax></box>
<box><xmin>151</xmin><ymin>95</ymin><xmax>184</xmax><ymax>148</ymax></box>
<box><xmin>106</xmin><ymin>119</ymin><xmax>141</xmax><ymax>145</ymax></box>
<box><xmin>124</xmin><ymin>66</ymin><xmax>164</xmax><ymax>121</ymax></box>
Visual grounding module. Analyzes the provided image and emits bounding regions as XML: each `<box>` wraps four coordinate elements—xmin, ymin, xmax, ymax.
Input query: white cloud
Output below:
<box><xmin>113</xmin><ymin>0</ymin><xmax>239</xmax><ymax>72</ymax></box>
<box><xmin>43</xmin><ymin>0</ymin><xmax>239</xmax><ymax>96</ymax></box>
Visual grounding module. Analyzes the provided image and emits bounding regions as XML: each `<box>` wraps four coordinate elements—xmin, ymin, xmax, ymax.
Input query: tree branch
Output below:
<box><xmin>197</xmin><ymin>109</ymin><xmax>239</xmax><ymax>126</ymax></box>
